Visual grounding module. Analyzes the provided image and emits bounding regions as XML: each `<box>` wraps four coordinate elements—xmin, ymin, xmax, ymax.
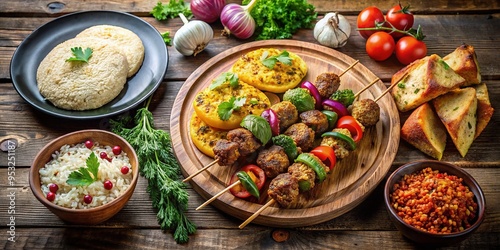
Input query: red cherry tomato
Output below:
<box><xmin>366</xmin><ymin>32</ymin><xmax>396</xmax><ymax>61</ymax></box>
<box><xmin>357</xmin><ymin>6</ymin><xmax>385</xmax><ymax>39</ymax></box>
<box><xmin>310</xmin><ymin>146</ymin><xmax>336</xmax><ymax>170</ymax></box>
<box><xmin>395</xmin><ymin>36</ymin><xmax>427</xmax><ymax>65</ymax></box>
<box><xmin>229</xmin><ymin>164</ymin><xmax>266</xmax><ymax>199</ymax></box>
<box><xmin>336</xmin><ymin>116</ymin><xmax>364</xmax><ymax>143</ymax></box>
<box><xmin>386</xmin><ymin>4</ymin><xmax>414</xmax><ymax>39</ymax></box>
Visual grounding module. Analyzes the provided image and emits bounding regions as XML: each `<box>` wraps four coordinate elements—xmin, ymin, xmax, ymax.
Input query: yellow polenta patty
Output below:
<box><xmin>189</xmin><ymin>113</ymin><xmax>228</xmax><ymax>157</ymax></box>
<box><xmin>231</xmin><ymin>48</ymin><xmax>308</xmax><ymax>93</ymax></box>
<box><xmin>193</xmin><ymin>81</ymin><xmax>271</xmax><ymax>130</ymax></box>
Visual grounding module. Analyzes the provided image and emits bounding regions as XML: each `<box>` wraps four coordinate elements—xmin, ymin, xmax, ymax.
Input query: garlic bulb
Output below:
<box><xmin>173</xmin><ymin>13</ymin><xmax>213</xmax><ymax>56</ymax></box>
<box><xmin>314</xmin><ymin>12</ymin><xmax>351</xmax><ymax>48</ymax></box>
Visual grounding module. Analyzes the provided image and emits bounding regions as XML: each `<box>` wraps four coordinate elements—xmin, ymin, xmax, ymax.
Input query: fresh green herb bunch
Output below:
<box><xmin>111</xmin><ymin>97</ymin><xmax>196</xmax><ymax>243</ymax></box>
<box><xmin>151</xmin><ymin>0</ymin><xmax>192</xmax><ymax>21</ymax></box>
<box><xmin>243</xmin><ymin>0</ymin><xmax>317</xmax><ymax>40</ymax></box>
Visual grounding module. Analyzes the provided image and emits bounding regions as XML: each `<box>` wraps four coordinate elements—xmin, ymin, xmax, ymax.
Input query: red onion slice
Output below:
<box><xmin>301</xmin><ymin>81</ymin><xmax>322</xmax><ymax>110</ymax></box>
<box><xmin>322</xmin><ymin>99</ymin><xmax>349</xmax><ymax>117</ymax></box>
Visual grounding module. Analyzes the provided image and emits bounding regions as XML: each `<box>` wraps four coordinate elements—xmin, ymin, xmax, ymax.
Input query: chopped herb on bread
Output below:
<box><xmin>433</xmin><ymin>88</ymin><xmax>477</xmax><ymax>157</ymax></box>
<box><xmin>390</xmin><ymin>54</ymin><xmax>465</xmax><ymax>112</ymax></box>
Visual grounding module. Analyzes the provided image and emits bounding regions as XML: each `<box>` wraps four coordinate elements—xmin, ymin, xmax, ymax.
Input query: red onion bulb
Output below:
<box><xmin>220</xmin><ymin>0</ymin><xmax>257</xmax><ymax>39</ymax></box>
<box><xmin>190</xmin><ymin>0</ymin><xmax>226</xmax><ymax>23</ymax></box>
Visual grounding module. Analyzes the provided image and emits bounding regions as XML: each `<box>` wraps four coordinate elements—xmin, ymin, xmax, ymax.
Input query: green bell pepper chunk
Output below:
<box><xmin>321</xmin><ymin>131</ymin><xmax>356</xmax><ymax>150</ymax></box>
<box><xmin>295</xmin><ymin>153</ymin><xmax>327</xmax><ymax>183</ymax></box>
<box><xmin>321</xmin><ymin>110</ymin><xmax>338</xmax><ymax>130</ymax></box>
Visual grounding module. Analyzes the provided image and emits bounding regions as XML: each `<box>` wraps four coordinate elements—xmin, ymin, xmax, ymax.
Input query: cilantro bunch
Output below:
<box><xmin>111</xmin><ymin>97</ymin><xmax>196</xmax><ymax>243</ymax></box>
<box><xmin>243</xmin><ymin>0</ymin><xmax>317</xmax><ymax>40</ymax></box>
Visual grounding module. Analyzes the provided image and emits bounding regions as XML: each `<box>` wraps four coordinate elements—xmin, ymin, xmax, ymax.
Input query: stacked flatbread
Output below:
<box><xmin>37</xmin><ymin>25</ymin><xmax>144</xmax><ymax>110</ymax></box>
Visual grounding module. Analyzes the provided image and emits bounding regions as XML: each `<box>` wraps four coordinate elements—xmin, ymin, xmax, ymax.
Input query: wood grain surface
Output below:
<box><xmin>1</xmin><ymin>0</ymin><xmax>499</xmax><ymax>248</ymax></box>
<box><xmin>170</xmin><ymin>40</ymin><xmax>400</xmax><ymax>227</ymax></box>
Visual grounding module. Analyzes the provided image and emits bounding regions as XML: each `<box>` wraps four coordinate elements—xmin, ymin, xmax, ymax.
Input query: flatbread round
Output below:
<box><xmin>76</xmin><ymin>25</ymin><xmax>144</xmax><ymax>77</ymax></box>
<box><xmin>231</xmin><ymin>48</ymin><xmax>308</xmax><ymax>93</ymax></box>
<box><xmin>37</xmin><ymin>37</ymin><xmax>129</xmax><ymax>110</ymax></box>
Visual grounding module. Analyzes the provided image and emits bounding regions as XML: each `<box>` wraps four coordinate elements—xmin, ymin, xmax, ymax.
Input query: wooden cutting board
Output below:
<box><xmin>170</xmin><ymin>40</ymin><xmax>400</xmax><ymax>227</ymax></box>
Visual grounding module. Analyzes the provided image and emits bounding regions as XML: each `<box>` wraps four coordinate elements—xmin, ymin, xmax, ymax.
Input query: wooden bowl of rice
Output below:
<box><xmin>29</xmin><ymin>129</ymin><xmax>139</xmax><ymax>224</ymax></box>
<box><xmin>383</xmin><ymin>160</ymin><xmax>486</xmax><ymax>246</ymax></box>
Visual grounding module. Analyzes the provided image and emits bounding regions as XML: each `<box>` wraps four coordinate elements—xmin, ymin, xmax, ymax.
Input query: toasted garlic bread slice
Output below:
<box><xmin>401</xmin><ymin>103</ymin><xmax>447</xmax><ymax>160</ymax></box>
<box><xmin>473</xmin><ymin>83</ymin><xmax>494</xmax><ymax>139</ymax></box>
<box><xmin>433</xmin><ymin>88</ymin><xmax>477</xmax><ymax>157</ymax></box>
<box><xmin>443</xmin><ymin>44</ymin><xmax>481</xmax><ymax>86</ymax></box>
<box><xmin>390</xmin><ymin>54</ymin><xmax>465</xmax><ymax>112</ymax></box>
<box><xmin>231</xmin><ymin>48</ymin><xmax>307</xmax><ymax>93</ymax></box>
<box><xmin>189</xmin><ymin>113</ymin><xmax>228</xmax><ymax>157</ymax></box>
<box><xmin>193</xmin><ymin>79</ymin><xmax>270</xmax><ymax>130</ymax></box>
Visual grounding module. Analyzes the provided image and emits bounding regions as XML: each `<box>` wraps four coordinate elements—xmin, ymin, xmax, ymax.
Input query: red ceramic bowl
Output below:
<box><xmin>384</xmin><ymin>160</ymin><xmax>486</xmax><ymax>246</ymax></box>
<box><xmin>29</xmin><ymin>129</ymin><xmax>139</xmax><ymax>224</ymax></box>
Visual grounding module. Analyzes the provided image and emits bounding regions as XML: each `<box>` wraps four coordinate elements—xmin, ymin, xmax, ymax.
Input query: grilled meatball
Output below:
<box><xmin>320</xmin><ymin>128</ymin><xmax>353</xmax><ymax>159</ymax></box>
<box><xmin>288</xmin><ymin>162</ymin><xmax>316</xmax><ymax>191</ymax></box>
<box><xmin>284</xmin><ymin>123</ymin><xmax>315</xmax><ymax>152</ymax></box>
<box><xmin>268</xmin><ymin>173</ymin><xmax>299</xmax><ymax>208</ymax></box>
<box><xmin>256</xmin><ymin>145</ymin><xmax>290</xmax><ymax>178</ymax></box>
<box><xmin>213</xmin><ymin>139</ymin><xmax>240</xmax><ymax>166</ymax></box>
<box><xmin>271</xmin><ymin>101</ymin><xmax>298</xmax><ymax>132</ymax></box>
<box><xmin>299</xmin><ymin>110</ymin><xmax>329</xmax><ymax>134</ymax></box>
<box><xmin>314</xmin><ymin>72</ymin><xmax>341</xmax><ymax>99</ymax></box>
<box><xmin>351</xmin><ymin>99</ymin><xmax>380</xmax><ymax>127</ymax></box>
<box><xmin>226</xmin><ymin>128</ymin><xmax>261</xmax><ymax>157</ymax></box>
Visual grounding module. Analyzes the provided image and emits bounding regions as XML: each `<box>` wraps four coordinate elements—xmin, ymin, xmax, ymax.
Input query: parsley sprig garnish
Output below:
<box><xmin>261</xmin><ymin>50</ymin><xmax>292</xmax><ymax>69</ymax></box>
<box><xmin>67</xmin><ymin>47</ymin><xmax>93</xmax><ymax>63</ymax></box>
<box><xmin>111</xmin><ymin>96</ymin><xmax>196</xmax><ymax>244</ymax></box>
<box><xmin>151</xmin><ymin>0</ymin><xmax>192</xmax><ymax>20</ymax></box>
<box><xmin>218</xmin><ymin>96</ymin><xmax>246</xmax><ymax>121</ymax></box>
<box><xmin>66</xmin><ymin>152</ymin><xmax>100</xmax><ymax>186</ymax></box>
<box><xmin>209</xmin><ymin>72</ymin><xmax>239</xmax><ymax>90</ymax></box>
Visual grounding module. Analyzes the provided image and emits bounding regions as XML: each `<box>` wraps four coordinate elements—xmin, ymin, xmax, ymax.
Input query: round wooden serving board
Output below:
<box><xmin>170</xmin><ymin>40</ymin><xmax>400</xmax><ymax>227</ymax></box>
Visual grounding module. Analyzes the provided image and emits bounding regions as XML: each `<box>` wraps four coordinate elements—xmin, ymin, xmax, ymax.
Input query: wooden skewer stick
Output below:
<box><xmin>239</xmin><ymin>199</ymin><xmax>276</xmax><ymax>229</ymax></box>
<box><xmin>373</xmin><ymin>71</ymin><xmax>409</xmax><ymax>103</ymax></box>
<box><xmin>182</xmin><ymin>159</ymin><xmax>219</xmax><ymax>183</ymax></box>
<box><xmin>354</xmin><ymin>78</ymin><xmax>380</xmax><ymax>99</ymax></box>
<box><xmin>338</xmin><ymin>60</ymin><xmax>359</xmax><ymax>78</ymax></box>
<box><xmin>374</xmin><ymin>81</ymin><xmax>399</xmax><ymax>103</ymax></box>
<box><xmin>196</xmin><ymin>180</ymin><xmax>241</xmax><ymax>210</ymax></box>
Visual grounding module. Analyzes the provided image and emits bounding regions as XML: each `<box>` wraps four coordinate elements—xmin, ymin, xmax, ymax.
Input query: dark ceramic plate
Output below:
<box><xmin>10</xmin><ymin>11</ymin><xmax>168</xmax><ymax>120</ymax></box>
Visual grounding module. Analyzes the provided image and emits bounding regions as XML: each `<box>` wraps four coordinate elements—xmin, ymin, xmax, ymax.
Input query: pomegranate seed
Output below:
<box><xmin>49</xmin><ymin>183</ymin><xmax>59</xmax><ymax>193</ymax></box>
<box><xmin>84</xmin><ymin>140</ymin><xmax>94</xmax><ymax>149</ymax></box>
<box><xmin>84</xmin><ymin>195</ymin><xmax>93</xmax><ymax>204</ymax></box>
<box><xmin>100</xmin><ymin>152</ymin><xmax>108</xmax><ymax>159</ymax></box>
<box><xmin>121</xmin><ymin>166</ymin><xmax>130</xmax><ymax>175</ymax></box>
<box><xmin>103</xmin><ymin>180</ymin><xmax>113</xmax><ymax>190</ymax></box>
<box><xmin>47</xmin><ymin>192</ymin><xmax>56</xmax><ymax>201</ymax></box>
<box><xmin>100</xmin><ymin>152</ymin><xmax>112</xmax><ymax>162</ymax></box>
<box><xmin>112</xmin><ymin>145</ymin><xmax>122</xmax><ymax>155</ymax></box>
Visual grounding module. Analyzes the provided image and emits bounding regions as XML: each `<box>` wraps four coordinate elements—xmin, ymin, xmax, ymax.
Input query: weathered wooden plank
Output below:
<box><xmin>1</xmin><ymin>14</ymin><xmax>499</xmax><ymax>81</ymax></box>
<box><xmin>1</xmin><ymin>228</ymin><xmax>499</xmax><ymax>249</ymax></box>
<box><xmin>0</xmin><ymin>0</ymin><xmax>498</xmax><ymax>16</ymax></box>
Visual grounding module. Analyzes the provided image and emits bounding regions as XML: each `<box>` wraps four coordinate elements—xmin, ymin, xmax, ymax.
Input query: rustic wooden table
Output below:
<box><xmin>1</xmin><ymin>0</ymin><xmax>499</xmax><ymax>249</ymax></box>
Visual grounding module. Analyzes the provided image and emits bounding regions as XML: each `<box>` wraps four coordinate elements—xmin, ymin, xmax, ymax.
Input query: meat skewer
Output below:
<box><xmin>238</xmin><ymin>88</ymin><xmax>391</xmax><ymax>229</ymax></box>
<box><xmin>183</xmin><ymin>61</ymin><xmax>361</xmax><ymax>182</ymax></box>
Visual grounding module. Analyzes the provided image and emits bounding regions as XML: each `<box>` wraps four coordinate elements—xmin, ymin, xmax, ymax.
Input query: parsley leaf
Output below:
<box><xmin>161</xmin><ymin>31</ymin><xmax>172</xmax><ymax>46</ymax></box>
<box><xmin>151</xmin><ymin>0</ymin><xmax>192</xmax><ymax>21</ymax></box>
<box><xmin>66</xmin><ymin>47</ymin><xmax>93</xmax><ymax>63</ymax></box>
<box><xmin>243</xmin><ymin>0</ymin><xmax>317</xmax><ymax>40</ymax></box>
<box><xmin>261</xmin><ymin>50</ymin><xmax>292</xmax><ymax>69</ymax></box>
<box><xmin>66</xmin><ymin>152</ymin><xmax>99</xmax><ymax>186</ymax></box>
<box><xmin>218</xmin><ymin>97</ymin><xmax>246</xmax><ymax>121</ymax></box>
<box><xmin>110</xmin><ymin>97</ymin><xmax>196</xmax><ymax>243</ymax></box>
<box><xmin>209</xmin><ymin>72</ymin><xmax>239</xmax><ymax>90</ymax></box>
